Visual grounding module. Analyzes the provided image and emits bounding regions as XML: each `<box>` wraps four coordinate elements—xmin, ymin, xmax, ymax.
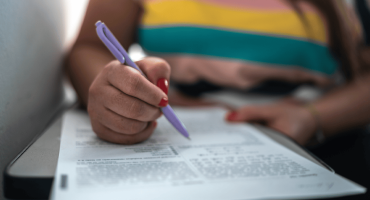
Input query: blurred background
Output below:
<box><xmin>0</xmin><ymin>1</ymin><xmax>88</xmax><ymax>199</ymax></box>
<box><xmin>0</xmin><ymin>0</ymin><xmax>368</xmax><ymax>199</ymax></box>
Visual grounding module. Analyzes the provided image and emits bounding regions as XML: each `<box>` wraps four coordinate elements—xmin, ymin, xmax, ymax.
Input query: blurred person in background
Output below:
<box><xmin>67</xmin><ymin>0</ymin><xmax>370</xmax><ymax>195</ymax></box>
<box><xmin>67</xmin><ymin>0</ymin><xmax>370</xmax><ymax>145</ymax></box>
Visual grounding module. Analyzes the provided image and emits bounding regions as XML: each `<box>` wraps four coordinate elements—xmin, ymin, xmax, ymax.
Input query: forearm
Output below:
<box><xmin>66</xmin><ymin>44</ymin><xmax>114</xmax><ymax>105</ymax></box>
<box><xmin>66</xmin><ymin>0</ymin><xmax>141</xmax><ymax>106</ymax></box>
<box><xmin>314</xmin><ymin>73</ymin><xmax>370</xmax><ymax>136</ymax></box>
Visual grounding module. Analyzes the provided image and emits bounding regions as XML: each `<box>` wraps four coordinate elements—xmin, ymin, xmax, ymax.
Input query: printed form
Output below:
<box><xmin>51</xmin><ymin>108</ymin><xmax>365</xmax><ymax>200</ymax></box>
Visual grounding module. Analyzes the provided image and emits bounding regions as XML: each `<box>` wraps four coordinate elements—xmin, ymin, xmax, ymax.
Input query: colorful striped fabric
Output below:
<box><xmin>138</xmin><ymin>0</ymin><xmax>338</xmax><ymax>75</ymax></box>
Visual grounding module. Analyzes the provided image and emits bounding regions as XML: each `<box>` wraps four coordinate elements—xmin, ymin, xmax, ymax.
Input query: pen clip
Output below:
<box><xmin>96</xmin><ymin>21</ymin><xmax>189</xmax><ymax>139</ymax></box>
<box><xmin>96</xmin><ymin>21</ymin><xmax>126</xmax><ymax>64</ymax></box>
<box><xmin>96</xmin><ymin>21</ymin><xmax>144</xmax><ymax>75</ymax></box>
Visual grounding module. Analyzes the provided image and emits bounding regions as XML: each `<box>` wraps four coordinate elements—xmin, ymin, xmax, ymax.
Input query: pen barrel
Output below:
<box><xmin>161</xmin><ymin>105</ymin><xmax>189</xmax><ymax>138</ymax></box>
<box><xmin>96</xmin><ymin>21</ymin><xmax>186</xmax><ymax>137</ymax></box>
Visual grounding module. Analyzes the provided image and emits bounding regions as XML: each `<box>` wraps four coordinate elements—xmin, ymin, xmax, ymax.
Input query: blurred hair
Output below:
<box><xmin>289</xmin><ymin>0</ymin><xmax>370</xmax><ymax>81</ymax></box>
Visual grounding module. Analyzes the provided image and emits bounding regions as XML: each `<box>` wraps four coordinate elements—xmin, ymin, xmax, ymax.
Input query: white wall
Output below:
<box><xmin>63</xmin><ymin>0</ymin><xmax>89</xmax><ymax>51</ymax></box>
<box><xmin>0</xmin><ymin>1</ymin><xmax>88</xmax><ymax>199</ymax></box>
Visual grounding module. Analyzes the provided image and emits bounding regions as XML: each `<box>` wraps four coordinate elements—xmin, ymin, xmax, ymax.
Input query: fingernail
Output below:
<box><xmin>158</xmin><ymin>97</ymin><xmax>168</xmax><ymax>107</ymax></box>
<box><xmin>226</xmin><ymin>111</ymin><xmax>238</xmax><ymax>121</ymax></box>
<box><xmin>157</xmin><ymin>78</ymin><xmax>169</xmax><ymax>95</ymax></box>
<box><xmin>152</xmin><ymin>121</ymin><xmax>157</xmax><ymax>128</ymax></box>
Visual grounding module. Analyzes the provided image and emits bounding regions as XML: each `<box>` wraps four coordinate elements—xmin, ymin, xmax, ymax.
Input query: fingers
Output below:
<box><xmin>225</xmin><ymin>103</ymin><xmax>318</xmax><ymax>145</ymax></box>
<box><xmin>164</xmin><ymin>56</ymin><xmax>200</xmax><ymax>83</ymax></box>
<box><xmin>225</xmin><ymin>105</ymin><xmax>274</xmax><ymax>122</ymax></box>
<box><xmin>239</xmin><ymin>63</ymin><xmax>333</xmax><ymax>87</ymax></box>
<box><xmin>92</xmin><ymin>106</ymin><xmax>149</xmax><ymax>135</ymax></box>
<box><xmin>136</xmin><ymin>57</ymin><xmax>171</xmax><ymax>87</ymax></box>
<box><xmin>196</xmin><ymin>59</ymin><xmax>255</xmax><ymax>89</ymax></box>
<box><xmin>87</xmin><ymin>57</ymin><xmax>170</xmax><ymax>145</ymax></box>
<box><xmin>268</xmin><ymin>68</ymin><xmax>332</xmax><ymax>87</ymax></box>
<box><xmin>92</xmin><ymin>121</ymin><xmax>157</xmax><ymax>144</ymax></box>
<box><xmin>101</xmin><ymin>86</ymin><xmax>161</xmax><ymax>121</ymax></box>
<box><xmin>104</xmin><ymin>60</ymin><xmax>168</xmax><ymax>107</ymax></box>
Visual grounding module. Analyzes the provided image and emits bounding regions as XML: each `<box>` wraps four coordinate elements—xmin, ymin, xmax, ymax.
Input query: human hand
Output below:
<box><xmin>164</xmin><ymin>55</ymin><xmax>332</xmax><ymax>89</ymax></box>
<box><xmin>225</xmin><ymin>101</ymin><xmax>318</xmax><ymax>145</ymax></box>
<box><xmin>88</xmin><ymin>57</ymin><xmax>170</xmax><ymax>144</ymax></box>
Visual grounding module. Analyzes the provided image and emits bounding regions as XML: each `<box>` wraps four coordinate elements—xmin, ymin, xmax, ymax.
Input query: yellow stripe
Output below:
<box><xmin>142</xmin><ymin>0</ymin><xmax>327</xmax><ymax>43</ymax></box>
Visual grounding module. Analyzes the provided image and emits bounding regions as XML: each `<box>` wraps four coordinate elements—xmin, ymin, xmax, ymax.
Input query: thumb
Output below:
<box><xmin>225</xmin><ymin>106</ymin><xmax>272</xmax><ymax>122</ymax></box>
<box><xmin>136</xmin><ymin>57</ymin><xmax>171</xmax><ymax>95</ymax></box>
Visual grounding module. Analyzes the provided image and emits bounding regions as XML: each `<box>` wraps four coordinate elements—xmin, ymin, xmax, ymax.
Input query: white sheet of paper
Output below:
<box><xmin>51</xmin><ymin>107</ymin><xmax>366</xmax><ymax>200</ymax></box>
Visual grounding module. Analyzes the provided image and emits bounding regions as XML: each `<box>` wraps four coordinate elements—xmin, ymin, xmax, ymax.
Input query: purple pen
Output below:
<box><xmin>95</xmin><ymin>21</ymin><xmax>190</xmax><ymax>140</ymax></box>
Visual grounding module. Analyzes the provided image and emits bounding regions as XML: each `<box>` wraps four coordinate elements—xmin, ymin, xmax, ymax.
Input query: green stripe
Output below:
<box><xmin>138</xmin><ymin>26</ymin><xmax>337</xmax><ymax>75</ymax></box>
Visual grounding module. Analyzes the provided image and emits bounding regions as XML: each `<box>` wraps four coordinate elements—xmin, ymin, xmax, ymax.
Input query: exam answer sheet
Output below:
<box><xmin>51</xmin><ymin>108</ymin><xmax>365</xmax><ymax>200</ymax></box>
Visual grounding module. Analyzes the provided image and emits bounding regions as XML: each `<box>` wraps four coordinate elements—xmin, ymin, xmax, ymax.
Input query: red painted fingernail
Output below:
<box><xmin>157</xmin><ymin>78</ymin><xmax>169</xmax><ymax>95</ymax></box>
<box><xmin>226</xmin><ymin>111</ymin><xmax>238</xmax><ymax>121</ymax></box>
<box><xmin>158</xmin><ymin>97</ymin><xmax>168</xmax><ymax>107</ymax></box>
<box><xmin>152</xmin><ymin>121</ymin><xmax>158</xmax><ymax>128</ymax></box>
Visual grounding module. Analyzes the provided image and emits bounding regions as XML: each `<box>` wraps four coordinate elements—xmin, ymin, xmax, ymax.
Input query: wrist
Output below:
<box><xmin>295</xmin><ymin>104</ymin><xmax>316</xmax><ymax>139</ymax></box>
<box><xmin>303</xmin><ymin>103</ymin><xmax>325</xmax><ymax>143</ymax></box>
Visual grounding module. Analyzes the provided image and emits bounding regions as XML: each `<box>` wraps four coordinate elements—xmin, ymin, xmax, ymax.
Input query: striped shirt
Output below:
<box><xmin>138</xmin><ymin>0</ymin><xmax>337</xmax><ymax>76</ymax></box>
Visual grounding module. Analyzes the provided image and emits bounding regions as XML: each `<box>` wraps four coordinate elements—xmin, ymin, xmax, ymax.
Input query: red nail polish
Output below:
<box><xmin>158</xmin><ymin>97</ymin><xmax>168</xmax><ymax>107</ymax></box>
<box><xmin>226</xmin><ymin>111</ymin><xmax>238</xmax><ymax>121</ymax></box>
<box><xmin>157</xmin><ymin>78</ymin><xmax>169</xmax><ymax>95</ymax></box>
<box><xmin>152</xmin><ymin>121</ymin><xmax>158</xmax><ymax>128</ymax></box>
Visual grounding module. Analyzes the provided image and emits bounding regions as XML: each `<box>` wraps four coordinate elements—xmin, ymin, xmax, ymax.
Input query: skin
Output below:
<box><xmin>227</xmin><ymin>73</ymin><xmax>370</xmax><ymax>145</ymax></box>
<box><xmin>67</xmin><ymin>0</ymin><xmax>370</xmax><ymax>145</ymax></box>
<box><xmin>67</xmin><ymin>0</ymin><xmax>171</xmax><ymax>144</ymax></box>
<box><xmin>164</xmin><ymin>55</ymin><xmax>332</xmax><ymax>89</ymax></box>
<box><xmin>87</xmin><ymin>58</ymin><xmax>170</xmax><ymax>144</ymax></box>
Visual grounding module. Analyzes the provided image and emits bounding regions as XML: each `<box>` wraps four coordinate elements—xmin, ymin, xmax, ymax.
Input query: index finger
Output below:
<box><xmin>105</xmin><ymin>61</ymin><xmax>168</xmax><ymax>107</ymax></box>
<box><xmin>136</xmin><ymin>57</ymin><xmax>171</xmax><ymax>90</ymax></box>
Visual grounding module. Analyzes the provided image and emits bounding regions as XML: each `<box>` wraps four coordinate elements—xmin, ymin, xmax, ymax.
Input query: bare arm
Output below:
<box><xmin>66</xmin><ymin>0</ymin><xmax>141</xmax><ymax>105</ymax></box>
<box><xmin>66</xmin><ymin>0</ymin><xmax>171</xmax><ymax>145</ymax></box>
<box><xmin>314</xmin><ymin>73</ymin><xmax>370</xmax><ymax>136</ymax></box>
<box><xmin>226</xmin><ymin>73</ymin><xmax>370</xmax><ymax>145</ymax></box>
